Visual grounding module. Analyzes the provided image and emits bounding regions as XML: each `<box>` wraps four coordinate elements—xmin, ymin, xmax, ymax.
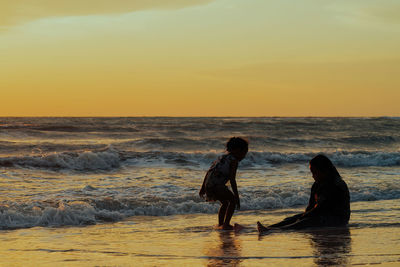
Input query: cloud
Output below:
<box><xmin>0</xmin><ymin>0</ymin><xmax>214</xmax><ymax>27</ymax></box>
<box><xmin>363</xmin><ymin>4</ymin><xmax>400</xmax><ymax>24</ymax></box>
<box><xmin>328</xmin><ymin>0</ymin><xmax>400</xmax><ymax>25</ymax></box>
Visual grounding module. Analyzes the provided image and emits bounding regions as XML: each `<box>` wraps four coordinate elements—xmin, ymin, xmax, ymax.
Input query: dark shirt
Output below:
<box><xmin>305</xmin><ymin>176</ymin><xmax>351</xmax><ymax>223</ymax></box>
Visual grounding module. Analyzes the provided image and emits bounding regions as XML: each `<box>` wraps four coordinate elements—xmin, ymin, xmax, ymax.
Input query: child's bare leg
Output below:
<box><xmin>257</xmin><ymin>213</ymin><xmax>304</xmax><ymax>233</ymax></box>
<box><xmin>279</xmin><ymin>216</ymin><xmax>320</xmax><ymax>230</ymax></box>
<box><xmin>268</xmin><ymin>213</ymin><xmax>303</xmax><ymax>228</ymax></box>
<box><xmin>215</xmin><ymin>188</ymin><xmax>236</xmax><ymax>230</ymax></box>
<box><xmin>218</xmin><ymin>200</ymin><xmax>228</xmax><ymax>226</ymax></box>
<box><xmin>222</xmin><ymin>200</ymin><xmax>235</xmax><ymax>229</ymax></box>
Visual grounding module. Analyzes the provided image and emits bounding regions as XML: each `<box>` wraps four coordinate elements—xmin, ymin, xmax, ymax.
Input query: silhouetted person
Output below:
<box><xmin>257</xmin><ymin>154</ymin><xmax>350</xmax><ymax>233</ymax></box>
<box><xmin>200</xmin><ymin>137</ymin><xmax>248</xmax><ymax>230</ymax></box>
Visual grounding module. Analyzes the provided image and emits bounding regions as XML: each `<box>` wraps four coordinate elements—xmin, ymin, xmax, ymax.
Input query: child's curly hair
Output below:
<box><xmin>226</xmin><ymin>137</ymin><xmax>248</xmax><ymax>152</ymax></box>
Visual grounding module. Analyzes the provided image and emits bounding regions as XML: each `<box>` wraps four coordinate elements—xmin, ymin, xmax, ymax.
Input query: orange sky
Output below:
<box><xmin>1</xmin><ymin>0</ymin><xmax>399</xmax><ymax>116</ymax></box>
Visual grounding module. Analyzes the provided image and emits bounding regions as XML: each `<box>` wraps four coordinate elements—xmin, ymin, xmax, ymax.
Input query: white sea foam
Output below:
<box><xmin>1</xmin><ymin>184</ymin><xmax>399</xmax><ymax>230</ymax></box>
<box><xmin>0</xmin><ymin>201</ymin><xmax>122</xmax><ymax>230</ymax></box>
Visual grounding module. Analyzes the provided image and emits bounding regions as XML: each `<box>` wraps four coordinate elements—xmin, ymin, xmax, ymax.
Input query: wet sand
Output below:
<box><xmin>1</xmin><ymin>201</ymin><xmax>399</xmax><ymax>266</ymax></box>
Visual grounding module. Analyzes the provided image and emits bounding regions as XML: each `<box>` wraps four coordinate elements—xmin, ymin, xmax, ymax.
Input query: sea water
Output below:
<box><xmin>0</xmin><ymin>117</ymin><xmax>399</xmax><ymax>266</ymax></box>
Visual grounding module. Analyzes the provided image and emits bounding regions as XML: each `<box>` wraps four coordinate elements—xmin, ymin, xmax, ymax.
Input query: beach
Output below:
<box><xmin>1</xmin><ymin>202</ymin><xmax>399</xmax><ymax>266</ymax></box>
<box><xmin>1</xmin><ymin>117</ymin><xmax>399</xmax><ymax>266</ymax></box>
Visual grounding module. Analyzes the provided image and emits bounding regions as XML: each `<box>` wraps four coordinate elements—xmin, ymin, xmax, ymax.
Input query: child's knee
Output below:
<box><xmin>220</xmin><ymin>199</ymin><xmax>228</xmax><ymax>206</ymax></box>
<box><xmin>227</xmin><ymin>198</ymin><xmax>235</xmax><ymax>207</ymax></box>
<box><xmin>221</xmin><ymin>198</ymin><xmax>234</xmax><ymax>207</ymax></box>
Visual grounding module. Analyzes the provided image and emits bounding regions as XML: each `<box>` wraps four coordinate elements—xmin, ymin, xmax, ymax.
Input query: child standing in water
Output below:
<box><xmin>199</xmin><ymin>137</ymin><xmax>248</xmax><ymax>230</ymax></box>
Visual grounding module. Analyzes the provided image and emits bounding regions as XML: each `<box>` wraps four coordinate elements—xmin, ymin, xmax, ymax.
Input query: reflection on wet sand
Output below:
<box><xmin>205</xmin><ymin>231</ymin><xmax>242</xmax><ymax>266</ymax></box>
<box><xmin>307</xmin><ymin>227</ymin><xmax>352</xmax><ymax>266</ymax></box>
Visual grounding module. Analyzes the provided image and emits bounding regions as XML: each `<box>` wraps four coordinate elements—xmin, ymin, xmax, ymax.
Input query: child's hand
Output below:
<box><xmin>236</xmin><ymin>197</ymin><xmax>240</xmax><ymax>210</ymax></box>
<box><xmin>199</xmin><ymin>188</ymin><xmax>205</xmax><ymax>198</ymax></box>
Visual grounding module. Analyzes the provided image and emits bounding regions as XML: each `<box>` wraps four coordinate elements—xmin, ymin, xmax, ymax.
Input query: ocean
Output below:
<box><xmin>1</xmin><ymin>117</ymin><xmax>399</xmax><ymax>266</ymax></box>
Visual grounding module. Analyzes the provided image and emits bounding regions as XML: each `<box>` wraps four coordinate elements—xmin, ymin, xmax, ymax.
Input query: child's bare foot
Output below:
<box><xmin>257</xmin><ymin>221</ymin><xmax>269</xmax><ymax>233</ymax></box>
<box><xmin>222</xmin><ymin>224</ymin><xmax>234</xmax><ymax>230</ymax></box>
<box><xmin>214</xmin><ymin>224</ymin><xmax>224</xmax><ymax>230</ymax></box>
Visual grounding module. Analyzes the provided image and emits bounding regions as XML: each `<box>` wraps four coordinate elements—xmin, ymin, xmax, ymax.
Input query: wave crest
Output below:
<box><xmin>0</xmin><ymin>149</ymin><xmax>120</xmax><ymax>171</ymax></box>
<box><xmin>1</xmin><ymin>149</ymin><xmax>400</xmax><ymax>171</ymax></box>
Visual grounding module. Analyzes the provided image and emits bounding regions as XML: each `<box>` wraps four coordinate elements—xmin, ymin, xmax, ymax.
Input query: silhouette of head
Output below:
<box><xmin>226</xmin><ymin>137</ymin><xmax>248</xmax><ymax>160</ymax></box>
<box><xmin>309</xmin><ymin>154</ymin><xmax>341</xmax><ymax>182</ymax></box>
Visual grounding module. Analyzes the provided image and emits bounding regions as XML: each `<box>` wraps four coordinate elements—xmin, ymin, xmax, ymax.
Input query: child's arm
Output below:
<box><xmin>229</xmin><ymin>160</ymin><xmax>240</xmax><ymax>209</ymax></box>
<box><xmin>301</xmin><ymin>200</ymin><xmax>323</xmax><ymax>218</ymax></box>
<box><xmin>305</xmin><ymin>183</ymin><xmax>317</xmax><ymax>212</ymax></box>
<box><xmin>199</xmin><ymin>172</ymin><xmax>207</xmax><ymax>198</ymax></box>
<box><xmin>301</xmin><ymin>190</ymin><xmax>328</xmax><ymax>218</ymax></box>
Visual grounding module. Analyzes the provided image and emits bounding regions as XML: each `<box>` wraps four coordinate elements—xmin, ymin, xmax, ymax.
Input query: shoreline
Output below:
<box><xmin>1</xmin><ymin>201</ymin><xmax>399</xmax><ymax>266</ymax></box>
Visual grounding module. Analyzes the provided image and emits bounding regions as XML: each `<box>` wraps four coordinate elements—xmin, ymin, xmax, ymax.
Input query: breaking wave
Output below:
<box><xmin>1</xmin><ymin>149</ymin><xmax>400</xmax><ymax>171</ymax></box>
<box><xmin>0</xmin><ymin>149</ymin><xmax>120</xmax><ymax>171</ymax></box>
<box><xmin>1</xmin><ymin>183</ymin><xmax>399</xmax><ymax>230</ymax></box>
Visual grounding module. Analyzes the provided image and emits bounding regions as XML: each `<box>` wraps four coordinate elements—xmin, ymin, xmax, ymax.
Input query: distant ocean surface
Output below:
<box><xmin>1</xmin><ymin>117</ymin><xmax>400</xmax><ymax>229</ymax></box>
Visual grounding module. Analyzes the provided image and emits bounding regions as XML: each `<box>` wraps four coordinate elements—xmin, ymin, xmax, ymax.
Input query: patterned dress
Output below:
<box><xmin>204</xmin><ymin>154</ymin><xmax>236</xmax><ymax>201</ymax></box>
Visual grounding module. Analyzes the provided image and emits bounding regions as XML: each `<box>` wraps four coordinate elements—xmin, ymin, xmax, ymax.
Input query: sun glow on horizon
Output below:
<box><xmin>1</xmin><ymin>0</ymin><xmax>399</xmax><ymax>116</ymax></box>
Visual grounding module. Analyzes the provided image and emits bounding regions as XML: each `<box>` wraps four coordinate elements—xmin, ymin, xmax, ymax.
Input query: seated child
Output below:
<box><xmin>257</xmin><ymin>154</ymin><xmax>350</xmax><ymax>233</ymax></box>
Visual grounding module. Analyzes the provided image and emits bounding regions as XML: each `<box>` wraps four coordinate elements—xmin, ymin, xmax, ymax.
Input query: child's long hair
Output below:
<box><xmin>310</xmin><ymin>154</ymin><xmax>341</xmax><ymax>178</ymax></box>
<box><xmin>226</xmin><ymin>137</ymin><xmax>248</xmax><ymax>152</ymax></box>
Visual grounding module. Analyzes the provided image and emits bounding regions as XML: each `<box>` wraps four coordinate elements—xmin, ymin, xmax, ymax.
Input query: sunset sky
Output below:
<box><xmin>1</xmin><ymin>0</ymin><xmax>399</xmax><ymax>116</ymax></box>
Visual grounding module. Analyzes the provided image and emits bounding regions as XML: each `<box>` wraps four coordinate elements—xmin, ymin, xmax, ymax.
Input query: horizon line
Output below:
<box><xmin>1</xmin><ymin>115</ymin><xmax>399</xmax><ymax>118</ymax></box>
